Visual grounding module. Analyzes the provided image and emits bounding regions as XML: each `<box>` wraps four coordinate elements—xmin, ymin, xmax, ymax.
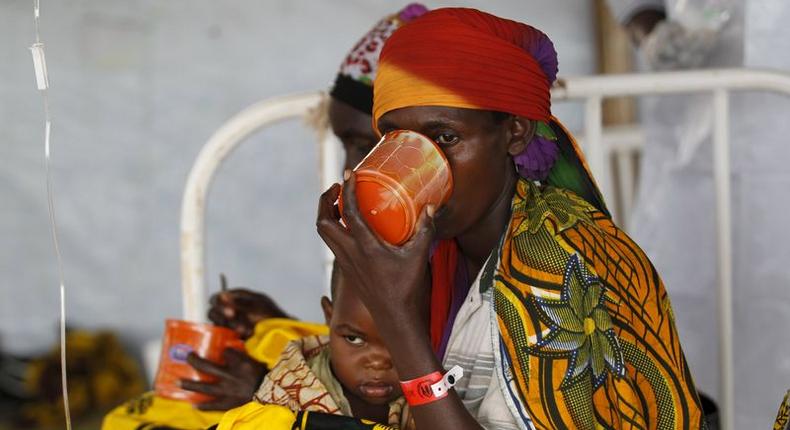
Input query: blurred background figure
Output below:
<box><xmin>0</xmin><ymin>331</ymin><xmax>144</xmax><ymax>428</ymax></box>
<box><xmin>607</xmin><ymin>1</ymin><xmax>790</xmax><ymax>428</ymax></box>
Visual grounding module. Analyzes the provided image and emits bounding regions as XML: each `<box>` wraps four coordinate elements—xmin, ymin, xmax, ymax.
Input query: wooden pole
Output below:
<box><xmin>593</xmin><ymin>0</ymin><xmax>638</xmax><ymax>226</ymax></box>
<box><xmin>594</xmin><ymin>0</ymin><xmax>636</xmax><ymax>124</ymax></box>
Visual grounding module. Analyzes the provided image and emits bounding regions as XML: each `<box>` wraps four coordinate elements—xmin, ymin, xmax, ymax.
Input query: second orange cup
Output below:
<box><xmin>154</xmin><ymin>319</ymin><xmax>245</xmax><ymax>404</ymax></box>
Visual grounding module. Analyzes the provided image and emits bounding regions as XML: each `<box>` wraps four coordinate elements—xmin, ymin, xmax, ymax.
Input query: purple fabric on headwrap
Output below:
<box><xmin>514</xmin><ymin>28</ymin><xmax>560</xmax><ymax>181</ymax></box>
<box><xmin>520</xmin><ymin>30</ymin><xmax>558</xmax><ymax>84</ymax></box>
<box><xmin>399</xmin><ymin>3</ymin><xmax>429</xmax><ymax>22</ymax></box>
<box><xmin>514</xmin><ymin>134</ymin><xmax>559</xmax><ymax>181</ymax></box>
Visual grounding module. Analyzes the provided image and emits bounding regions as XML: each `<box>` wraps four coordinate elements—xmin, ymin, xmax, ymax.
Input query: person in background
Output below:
<box><xmin>606</xmin><ymin>1</ymin><xmax>790</xmax><ymax>427</ymax></box>
<box><xmin>5</xmin><ymin>331</ymin><xmax>144</xmax><ymax>428</ymax></box>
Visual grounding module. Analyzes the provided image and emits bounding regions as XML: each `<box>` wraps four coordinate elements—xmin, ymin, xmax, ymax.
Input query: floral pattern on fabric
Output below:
<box><xmin>491</xmin><ymin>178</ymin><xmax>706</xmax><ymax>430</ymax></box>
<box><xmin>774</xmin><ymin>390</ymin><xmax>790</xmax><ymax>430</ymax></box>
<box><xmin>527</xmin><ymin>254</ymin><xmax>625</xmax><ymax>390</ymax></box>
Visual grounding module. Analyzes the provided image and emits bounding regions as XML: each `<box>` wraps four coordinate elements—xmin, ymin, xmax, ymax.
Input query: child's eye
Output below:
<box><xmin>344</xmin><ymin>335</ymin><xmax>364</xmax><ymax>346</ymax></box>
<box><xmin>435</xmin><ymin>133</ymin><xmax>459</xmax><ymax>146</ymax></box>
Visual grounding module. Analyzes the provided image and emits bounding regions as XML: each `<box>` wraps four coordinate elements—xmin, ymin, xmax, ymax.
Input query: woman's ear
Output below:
<box><xmin>320</xmin><ymin>296</ymin><xmax>333</xmax><ymax>325</ymax></box>
<box><xmin>507</xmin><ymin>117</ymin><xmax>537</xmax><ymax>156</ymax></box>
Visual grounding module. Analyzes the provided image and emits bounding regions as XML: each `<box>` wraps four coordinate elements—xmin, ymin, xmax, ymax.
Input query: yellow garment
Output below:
<box><xmin>775</xmin><ymin>389</ymin><xmax>790</xmax><ymax>430</ymax></box>
<box><xmin>244</xmin><ymin>318</ymin><xmax>329</xmax><ymax>368</ymax></box>
<box><xmin>219</xmin><ymin>402</ymin><xmax>398</xmax><ymax>430</ymax></box>
<box><xmin>101</xmin><ymin>319</ymin><xmax>328</xmax><ymax>430</ymax></box>
<box><xmin>102</xmin><ymin>391</ymin><xmax>225</xmax><ymax>430</ymax></box>
<box><xmin>218</xmin><ymin>402</ymin><xmax>297</xmax><ymax>430</ymax></box>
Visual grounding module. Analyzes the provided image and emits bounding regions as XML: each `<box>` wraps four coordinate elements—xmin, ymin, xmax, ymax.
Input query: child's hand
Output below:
<box><xmin>180</xmin><ymin>348</ymin><xmax>267</xmax><ymax>411</ymax></box>
<box><xmin>316</xmin><ymin>173</ymin><xmax>436</xmax><ymax>333</ymax></box>
<box><xmin>208</xmin><ymin>288</ymin><xmax>290</xmax><ymax>340</ymax></box>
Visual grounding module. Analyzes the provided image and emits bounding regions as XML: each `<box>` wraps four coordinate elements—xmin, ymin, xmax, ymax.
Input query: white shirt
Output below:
<box><xmin>442</xmin><ymin>258</ymin><xmax>527</xmax><ymax>430</ymax></box>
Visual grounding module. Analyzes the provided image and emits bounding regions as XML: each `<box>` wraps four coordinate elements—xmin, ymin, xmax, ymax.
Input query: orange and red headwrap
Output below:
<box><xmin>372</xmin><ymin>8</ymin><xmax>559</xmax><ymax>132</ymax></box>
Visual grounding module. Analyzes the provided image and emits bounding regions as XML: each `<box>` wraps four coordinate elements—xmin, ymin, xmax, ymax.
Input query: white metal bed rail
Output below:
<box><xmin>180</xmin><ymin>68</ymin><xmax>790</xmax><ymax>430</ymax></box>
<box><xmin>179</xmin><ymin>92</ymin><xmax>323</xmax><ymax>321</ymax></box>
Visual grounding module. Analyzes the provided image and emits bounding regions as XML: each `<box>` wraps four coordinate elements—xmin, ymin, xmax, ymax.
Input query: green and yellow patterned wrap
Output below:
<box><xmin>489</xmin><ymin>178</ymin><xmax>706</xmax><ymax>430</ymax></box>
<box><xmin>774</xmin><ymin>390</ymin><xmax>790</xmax><ymax>430</ymax></box>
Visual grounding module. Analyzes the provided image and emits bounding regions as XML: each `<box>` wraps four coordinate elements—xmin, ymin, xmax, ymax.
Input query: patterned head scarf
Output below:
<box><xmin>329</xmin><ymin>3</ymin><xmax>428</xmax><ymax>115</ymax></box>
<box><xmin>373</xmin><ymin>7</ymin><xmax>564</xmax><ymax>182</ymax></box>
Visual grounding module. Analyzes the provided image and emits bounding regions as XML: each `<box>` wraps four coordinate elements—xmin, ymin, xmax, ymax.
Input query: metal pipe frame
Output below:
<box><xmin>179</xmin><ymin>91</ymin><xmax>322</xmax><ymax>322</ymax></box>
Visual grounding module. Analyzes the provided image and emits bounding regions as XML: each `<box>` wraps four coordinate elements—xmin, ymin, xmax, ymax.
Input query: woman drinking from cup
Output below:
<box><xmin>318</xmin><ymin>8</ymin><xmax>706</xmax><ymax>430</ymax></box>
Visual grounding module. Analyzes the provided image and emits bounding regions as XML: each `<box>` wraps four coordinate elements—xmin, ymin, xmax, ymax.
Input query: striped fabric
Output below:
<box><xmin>441</xmin><ymin>259</ymin><xmax>522</xmax><ymax>430</ymax></box>
<box><xmin>491</xmin><ymin>179</ymin><xmax>705</xmax><ymax>429</ymax></box>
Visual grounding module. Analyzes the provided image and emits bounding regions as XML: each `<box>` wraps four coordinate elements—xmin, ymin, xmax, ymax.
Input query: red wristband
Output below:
<box><xmin>400</xmin><ymin>371</ymin><xmax>445</xmax><ymax>406</ymax></box>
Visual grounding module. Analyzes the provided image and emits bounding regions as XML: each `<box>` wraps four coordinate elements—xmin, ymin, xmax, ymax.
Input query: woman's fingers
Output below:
<box><xmin>316</xmin><ymin>183</ymin><xmax>342</xmax><ymax>225</ymax></box>
<box><xmin>186</xmin><ymin>352</ymin><xmax>232</xmax><ymax>380</ymax></box>
<box><xmin>179</xmin><ymin>379</ymin><xmax>225</xmax><ymax>396</ymax></box>
<box><xmin>340</xmin><ymin>171</ymin><xmax>364</xmax><ymax>229</ymax></box>
<box><xmin>316</xmin><ymin>178</ymin><xmax>382</xmax><ymax>257</ymax></box>
<box><xmin>316</xmin><ymin>183</ymin><xmax>356</xmax><ymax>260</ymax></box>
<box><xmin>403</xmin><ymin>204</ymin><xmax>437</xmax><ymax>255</ymax></box>
<box><xmin>207</xmin><ymin>307</ymin><xmax>228</xmax><ymax>327</ymax></box>
<box><xmin>316</xmin><ymin>183</ymin><xmax>342</xmax><ymax>228</ymax></box>
<box><xmin>223</xmin><ymin>347</ymin><xmax>254</xmax><ymax>366</ymax></box>
<box><xmin>316</xmin><ymin>184</ymin><xmax>340</xmax><ymax>226</ymax></box>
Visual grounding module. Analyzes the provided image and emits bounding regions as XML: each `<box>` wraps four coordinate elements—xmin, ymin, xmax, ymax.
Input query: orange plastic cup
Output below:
<box><xmin>339</xmin><ymin>130</ymin><xmax>453</xmax><ymax>245</ymax></box>
<box><xmin>154</xmin><ymin>319</ymin><xmax>245</xmax><ymax>404</ymax></box>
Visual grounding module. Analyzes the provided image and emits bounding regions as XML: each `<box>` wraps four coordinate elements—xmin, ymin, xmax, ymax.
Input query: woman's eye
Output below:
<box><xmin>344</xmin><ymin>335</ymin><xmax>364</xmax><ymax>345</ymax></box>
<box><xmin>435</xmin><ymin>133</ymin><xmax>459</xmax><ymax>146</ymax></box>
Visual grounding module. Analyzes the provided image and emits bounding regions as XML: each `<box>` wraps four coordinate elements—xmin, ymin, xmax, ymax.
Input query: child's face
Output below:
<box><xmin>321</xmin><ymin>277</ymin><xmax>401</xmax><ymax>406</ymax></box>
<box><xmin>376</xmin><ymin>106</ymin><xmax>518</xmax><ymax>239</ymax></box>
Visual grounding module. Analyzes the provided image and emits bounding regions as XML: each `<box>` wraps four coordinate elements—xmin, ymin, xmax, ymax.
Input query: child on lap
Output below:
<box><xmin>216</xmin><ymin>263</ymin><xmax>413</xmax><ymax>430</ymax></box>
